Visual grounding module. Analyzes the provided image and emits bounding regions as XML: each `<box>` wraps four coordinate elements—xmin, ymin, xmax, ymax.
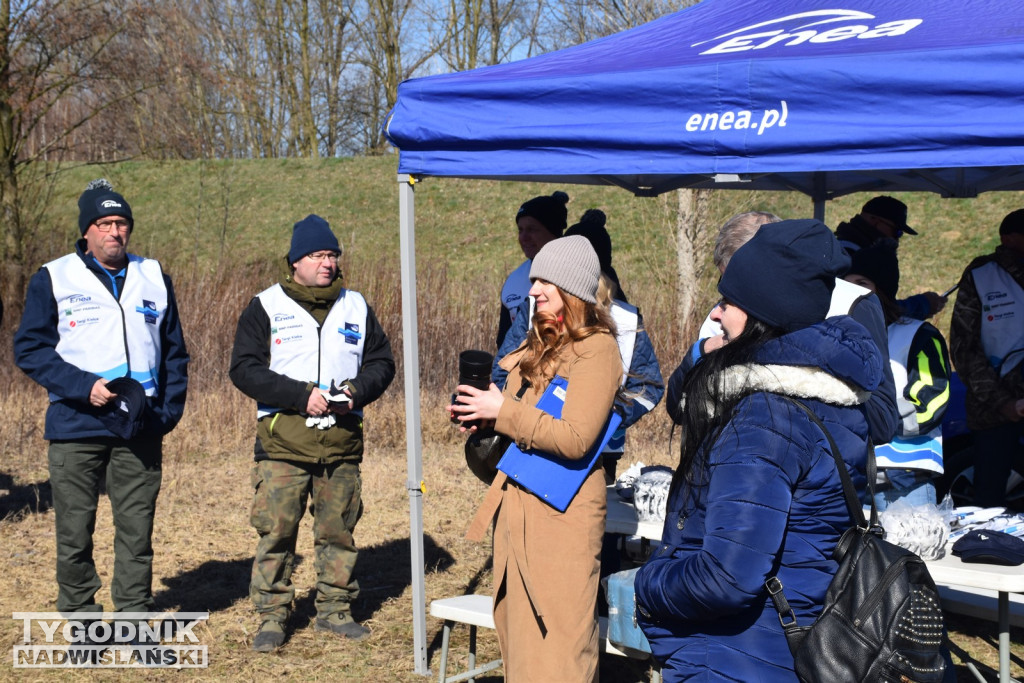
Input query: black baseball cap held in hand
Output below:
<box><xmin>98</xmin><ymin>377</ymin><xmax>147</xmax><ymax>440</ymax></box>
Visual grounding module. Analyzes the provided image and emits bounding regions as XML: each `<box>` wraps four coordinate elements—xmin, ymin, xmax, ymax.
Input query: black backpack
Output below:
<box><xmin>767</xmin><ymin>398</ymin><xmax>947</xmax><ymax>683</ymax></box>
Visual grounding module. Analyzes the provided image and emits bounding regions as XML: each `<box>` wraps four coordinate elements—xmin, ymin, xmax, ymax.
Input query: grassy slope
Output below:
<box><xmin>41</xmin><ymin>155</ymin><xmax>1015</xmax><ymax>345</ymax></box>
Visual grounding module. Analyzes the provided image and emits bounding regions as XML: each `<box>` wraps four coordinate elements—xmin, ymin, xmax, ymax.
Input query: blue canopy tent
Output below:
<box><xmin>382</xmin><ymin>0</ymin><xmax>1024</xmax><ymax>674</ymax></box>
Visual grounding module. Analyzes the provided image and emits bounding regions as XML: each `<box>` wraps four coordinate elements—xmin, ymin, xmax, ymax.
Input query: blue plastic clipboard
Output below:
<box><xmin>496</xmin><ymin>375</ymin><xmax>622</xmax><ymax>511</ymax></box>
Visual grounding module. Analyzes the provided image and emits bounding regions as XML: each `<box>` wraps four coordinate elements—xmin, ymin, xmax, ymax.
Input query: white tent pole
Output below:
<box><xmin>398</xmin><ymin>173</ymin><xmax>429</xmax><ymax>676</ymax></box>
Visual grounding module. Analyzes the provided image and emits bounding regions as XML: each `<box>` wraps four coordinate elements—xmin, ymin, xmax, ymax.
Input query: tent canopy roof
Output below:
<box><xmin>385</xmin><ymin>0</ymin><xmax>1024</xmax><ymax>200</ymax></box>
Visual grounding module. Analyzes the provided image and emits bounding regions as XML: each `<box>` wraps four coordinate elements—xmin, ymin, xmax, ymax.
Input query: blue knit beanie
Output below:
<box><xmin>718</xmin><ymin>219</ymin><xmax>850</xmax><ymax>331</ymax></box>
<box><xmin>288</xmin><ymin>214</ymin><xmax>340</xmax><ymax>263</ymax></box>
<box><xmin>78</xmin><ymin>179</ymin><xmax>133</xmax><ymax>235</ymax></box>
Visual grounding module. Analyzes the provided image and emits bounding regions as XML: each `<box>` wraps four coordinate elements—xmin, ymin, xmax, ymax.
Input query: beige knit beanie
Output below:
<box><xmin>528</xmin><ymin>235</ymin><xmax>600</xmax><ymax>304</ymax></box>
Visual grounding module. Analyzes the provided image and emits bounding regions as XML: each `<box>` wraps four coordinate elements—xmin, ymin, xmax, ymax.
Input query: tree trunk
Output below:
<box><xmin>674</xmin><ymin>188</ymin><xmax>712</xmax><ymax>344</ymax></box>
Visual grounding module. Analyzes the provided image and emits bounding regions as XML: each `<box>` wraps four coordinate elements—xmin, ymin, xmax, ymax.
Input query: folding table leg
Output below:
<box><xmin>438</xmin><ymin>620</ymin><xmax>453</xmax><ymax>683</ymax></box>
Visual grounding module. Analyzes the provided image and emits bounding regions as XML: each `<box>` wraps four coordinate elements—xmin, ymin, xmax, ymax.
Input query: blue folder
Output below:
<box><xmin>497</xmin><ymin>375</ymin><xmax>622</xmax><ymax>511</ymax></box>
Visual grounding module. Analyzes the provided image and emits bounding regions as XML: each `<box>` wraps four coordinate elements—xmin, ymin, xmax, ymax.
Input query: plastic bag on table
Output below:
<box><xmin>632</xmin><ymin>466</ymin><xmax>672</xmax><ymax>524</ymax></box>
<box><xmin>879</xmin><ymin>498</ymin><xmax>950</xmax><ymax>560</ymax></box>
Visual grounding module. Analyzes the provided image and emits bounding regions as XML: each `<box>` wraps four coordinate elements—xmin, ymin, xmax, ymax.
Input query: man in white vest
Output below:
<box><xmin>14</xmin><ymin>179</ymin><xmax>190</xmax><ymax>631</ymax></box>
<box><xmin>229</xmin><ymin>215</ymin><xmax>395</xmax><ymax>652</ymax></box>
<box><xmin>950</xmin><ymin>209</ymin><xmax>1024</xmax><ymax>507</ymax></box>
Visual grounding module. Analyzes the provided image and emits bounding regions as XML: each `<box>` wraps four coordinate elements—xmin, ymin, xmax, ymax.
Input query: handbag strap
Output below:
<box><xmin>784</xmin><ymin>397</ymin><xmax>877</xmax><ymax>530</ymax></box>
<box><xmin>766</xmin><ymin>396</ymin><xmax>879</xmax><ymax>645</ymax></box>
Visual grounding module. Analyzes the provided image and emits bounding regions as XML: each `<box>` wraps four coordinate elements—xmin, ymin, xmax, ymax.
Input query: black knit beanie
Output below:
<box><xmin>999</xmin><ymin>209</ymin><xmax>1024</xmax><ymax>236</ymax></box>
<box><xmin>718</xmin><ymin>219</ymin><xmax>850</xmax><ymax>331</ymax></box>
<box><xmin>78</xmin><ymin>179</ymin><xmax>133</xmax><ymax>235</ymax></box>
<box><xmin>516</xmin><ymin>191</ymin><xmax>569</xmax><ymax>237</ymax></box>
<box><xmin>847</xmin><ymin>239</ymin><xmax>900</xmax><ymax>300</ymax></box>
<box><xmin>565</xmin><ymin>209</ymin><xmax>612</xmax><ymax>274</ymax></box>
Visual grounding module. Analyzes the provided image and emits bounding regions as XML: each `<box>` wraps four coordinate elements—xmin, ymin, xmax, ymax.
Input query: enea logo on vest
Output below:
<box><xmin>135</xmin><ymin>299</ymin><xmax>158</xmax><ymax>325</ymax></box>
<box><xmin>691</xmin><ymin>10</ymin><xmax>922</xmax><ymax>55</ymax></box>
<box><xmin>340</xmin><ymin>322</ymin><xmax>362</xmax><ymax>346</ymax></box>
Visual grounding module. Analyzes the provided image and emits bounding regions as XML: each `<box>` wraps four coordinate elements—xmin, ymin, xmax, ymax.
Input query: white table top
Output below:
<box><xmin>606</xmin><ymin>487</ymin><xmax>1024</xmax><ymax>595</ymax></box>
<box><xmin>924</xmin><ymin>548</ymin><xmax>1024</xmax><ymax>594</ymax></box>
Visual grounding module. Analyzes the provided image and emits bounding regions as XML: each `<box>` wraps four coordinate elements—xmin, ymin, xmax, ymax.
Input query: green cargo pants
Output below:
<box><xmin>48</xmin><ymin>437</ymin><xmax>163</xmax><ymax>613</ymax></box>
<box><xmin>249</xmin><ymin>459</ymin><xmax>363</xmax><ymax>623</ymax></box>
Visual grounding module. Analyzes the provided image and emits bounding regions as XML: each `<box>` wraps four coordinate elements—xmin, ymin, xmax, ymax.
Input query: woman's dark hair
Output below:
<box><xmin>671</xmin><ymin>316</ymin><xmax>785</xmax><ymax>503</ymax></box>
<box><xmin>872</xmin><ymin>285</ymin><xmax>903</xmax><ymax>326</ymax></box>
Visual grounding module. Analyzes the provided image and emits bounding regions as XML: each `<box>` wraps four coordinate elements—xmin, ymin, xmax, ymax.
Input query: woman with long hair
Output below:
<box><xmin>451</xmin><ymin>235</ymin><xmax>621</xmax><ymax>682</ymax></box>
<box><xmin>635</xmin><ymin>219</ymin><xmax>883</xmax><ymax>682</ymax></box>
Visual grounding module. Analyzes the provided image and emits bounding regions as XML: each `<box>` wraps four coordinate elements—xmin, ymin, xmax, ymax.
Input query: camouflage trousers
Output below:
<box><xmin>249</xmin><ymin>459</ymin><xmax>363</xmax><ymax>623</ymax></box>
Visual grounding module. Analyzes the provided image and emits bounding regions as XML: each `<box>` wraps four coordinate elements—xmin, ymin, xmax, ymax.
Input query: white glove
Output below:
<box><xmin>304</xmin><ymin>414</ymin><xmax>337</xmax><ymax>429</ymax></box>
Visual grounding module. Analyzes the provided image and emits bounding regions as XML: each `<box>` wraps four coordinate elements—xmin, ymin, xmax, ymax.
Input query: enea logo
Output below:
<box><xmin>691</xmin><ymin>10</ymin><xmax>922</xmax><ymax>55</ymax></box>
<box><xmin>100</xmin><ymin>199</ymin><xmax>123</xmax><ymax>209</ymax></box>
<box><xmin>135</xmin><ymin>299</ymin><xmax>159</xmax><ymax>325</ymax></box>
<box><xmin>273</xmin><ymin>313</ymin><xmax>294</xmax><ymax>323</ymax></box>
<box><xmin>68</xmin><ymin>294</ymin><xmax>92</xmax><ymax>305</ymax></box>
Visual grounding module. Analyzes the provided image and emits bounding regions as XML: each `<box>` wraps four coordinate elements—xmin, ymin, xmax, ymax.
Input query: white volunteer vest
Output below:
<box><xmin>256</xmin><ymin>284</ymin><xmax>367</xmax><ymax>418</ymax></box>
<box><xmin>875</xmin><ymin>318</ymin><xmax>943</xmax><ymax>474</ymax></box>
<box><xmin>827</xmin><ymin>278</ymin><xmax>872</xmax><ymax>318</ymax></box>
<box><xmin>606</xmin><ymin>300</ymin><xmax>642</xmax><ymax>455</ymax></box>
<box><xmin>46</xmin><ymin>253</ymin><xmax>167</xmax><ymax>398</ymax></box>
<box><xmin>971</xmin><ymin>261</ymin><xmax>1024</xmax><ymax>377</ymax></box>
<box><xmin>500</xmin><ymin>260</ymin><xmax>532</xmax><ymax>324</ymax></box>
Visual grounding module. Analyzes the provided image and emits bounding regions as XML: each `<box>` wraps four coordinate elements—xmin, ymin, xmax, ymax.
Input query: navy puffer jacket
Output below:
<box><xmin>634</xmin><ymin>316</ymin><xmax>881</xmax><ymax>682</ymax></box>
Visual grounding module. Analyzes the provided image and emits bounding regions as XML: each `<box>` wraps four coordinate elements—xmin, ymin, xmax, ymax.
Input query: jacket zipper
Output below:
<box><xmin>316</xmin><ymin>319</ymin><xmax>326</xmax><ymax>463</ymax></box>
<box><xmin>111</xmin><ymin>264</ymin><xmax>131</xmax><ymax>377</ymax></box>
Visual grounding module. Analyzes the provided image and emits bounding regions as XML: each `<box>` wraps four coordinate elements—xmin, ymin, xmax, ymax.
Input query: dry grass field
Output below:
<box><xmin>0</xmin><ymin>157</ymin><xmax>1022</xmax><ymax>681</ymax></box>
<box><xmin>1</xmin><ymin>428</ymin><xmax>1021</xmax><ymax>682</ymax></box>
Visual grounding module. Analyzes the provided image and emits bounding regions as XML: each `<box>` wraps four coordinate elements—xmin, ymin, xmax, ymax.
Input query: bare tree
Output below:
<box><xmin>673</xmin><ymin>188</ymin><xmax>714</xmax><ymax>343</ymax></box>
<box><xmin>437</xmin><ymin>0</ymin><xmax>521</xmax><ymax>70</ymax></box>
<box><xmin>352</xmin><ymin>0</ymin><xmax>442</xmax><ymax>151</ymax></box>
<box><xmin>0</xmin><ymin>0</ymin><xmax>159</xmax><ymax>272</ymax></box>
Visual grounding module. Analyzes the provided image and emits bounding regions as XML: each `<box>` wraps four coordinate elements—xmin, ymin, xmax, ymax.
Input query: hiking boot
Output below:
<box><xmin>314</xmin><ymin>614</ymin><xmax>370</xmax><ymax>641</ymax></box>
<box><xmin>251</xmin><ymin>621</ymin><xmax>286</xmax><ymax>652</ymax></box>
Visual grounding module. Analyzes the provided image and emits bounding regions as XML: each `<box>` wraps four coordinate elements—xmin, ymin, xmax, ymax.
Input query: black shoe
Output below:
<box><xmin>252</xmin><ymin>621</ymin><xmax>286</xmax><ymax>652</ymax></box>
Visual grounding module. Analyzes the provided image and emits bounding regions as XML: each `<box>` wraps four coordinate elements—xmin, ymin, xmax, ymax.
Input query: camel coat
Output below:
<box><xmin>469</xmin><ymin>332</ymin><xmax>621</xmax><ymax>682</ymax></box>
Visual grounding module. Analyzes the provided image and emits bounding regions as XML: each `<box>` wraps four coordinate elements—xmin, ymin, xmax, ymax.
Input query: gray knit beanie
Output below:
<box><xmin>528</xmin><ymin>235</ymin><xmax>600</xmax><ymax>304</ymax></box>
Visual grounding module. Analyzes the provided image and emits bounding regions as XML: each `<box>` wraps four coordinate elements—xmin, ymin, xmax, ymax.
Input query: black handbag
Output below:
<box><xmin>464</xmin><ymin>428</ymin><xmax>511</xmax><ymax>485</ymax></box>
<box><xmin>766</xmin><ymin>398</ymin><xmax>946</xmax><ymax>683</ymax></box>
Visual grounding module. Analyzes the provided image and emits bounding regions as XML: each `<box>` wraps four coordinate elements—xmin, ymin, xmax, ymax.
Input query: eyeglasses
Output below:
<box><xmin>305</xmin><ymin>251</ymin><xmax>340</xmax><ymax>263</ymax></box>
<box><xmin>93</xmin><ymin>219</ymin><xmax>131</xmax><ymax>233</ymax></box>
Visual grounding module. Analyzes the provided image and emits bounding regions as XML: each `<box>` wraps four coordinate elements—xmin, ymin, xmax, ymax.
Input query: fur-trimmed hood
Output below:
<box><xmin>696</xmin><ymin>316</ymin><xmax>882</xmax><ymax>416</ymax></box>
